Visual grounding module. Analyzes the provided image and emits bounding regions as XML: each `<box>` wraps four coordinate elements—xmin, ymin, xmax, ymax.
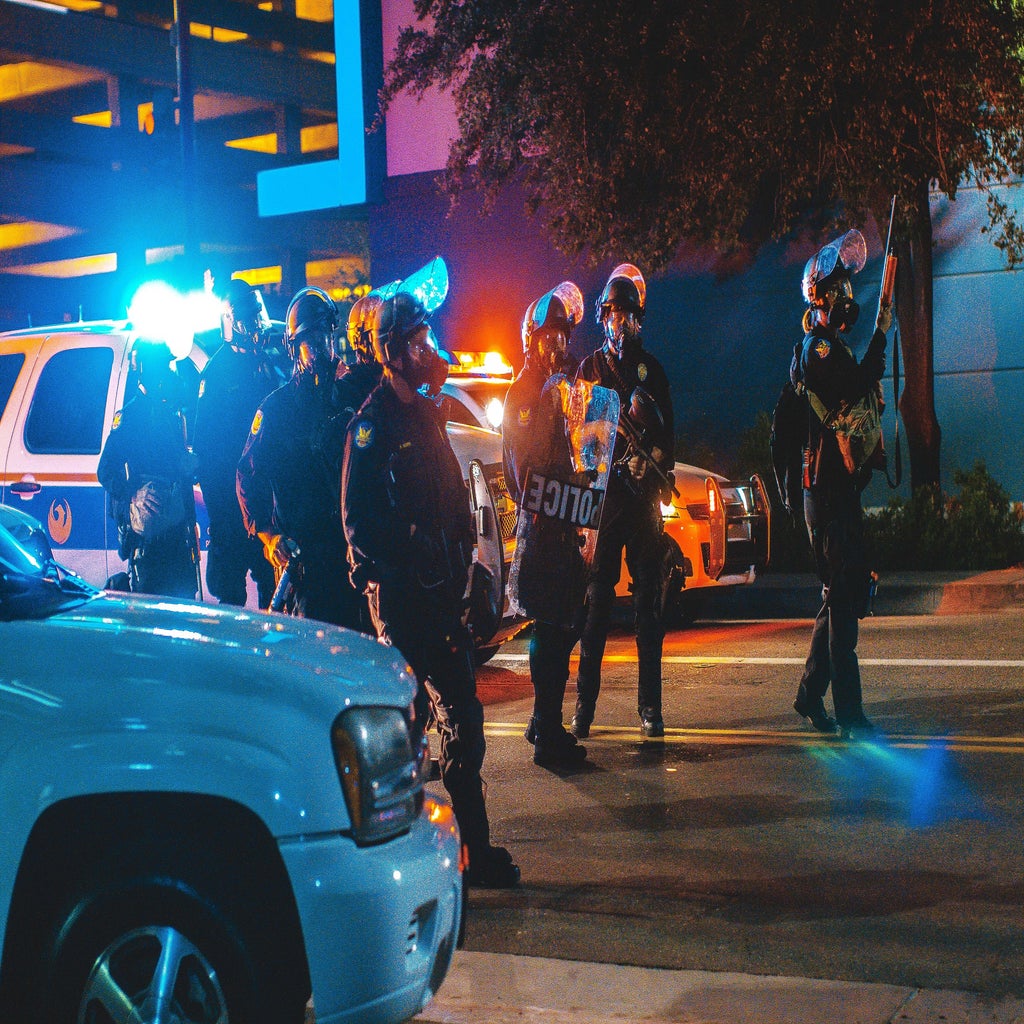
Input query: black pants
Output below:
<box><xmin>205</xmin><ymin>514</ymin><xmax>275</xmax><ymax>608</ymax></box>
<box><xmin>368</xmin><ymin>581</ymin><xmax>492</xmax><ymax>859</ymax></box>
<box><xmin>130</xmin><ymin>526</ymin><xmax>197</xmax><ymax>600</ymax></box>
<box><xmin>576</xmin><ymin>497</ymin><xmax>665</xmax><ymax>719</ymax></box>
<box><xmin>795</xmin><ymin>485</ymin><xmax>869</xmax><ymax>727</ymax></box>
<box><xmin>530</xmin><ymin>620</ymin><xmax>579</xmax><ymax>741</ymax></box>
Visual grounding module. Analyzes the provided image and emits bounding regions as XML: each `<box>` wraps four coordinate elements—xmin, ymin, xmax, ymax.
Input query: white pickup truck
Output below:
<box><xmin>0</xmin><ymin>515</ymin><xmax>462</xmax><ymax>1023</ymax></box>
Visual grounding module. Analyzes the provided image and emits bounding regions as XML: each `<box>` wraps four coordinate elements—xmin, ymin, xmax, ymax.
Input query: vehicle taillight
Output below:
<box><xmin>706</xmin><ymin>477</ymin><xmax>726</xmax><ymax>579</ymax></box>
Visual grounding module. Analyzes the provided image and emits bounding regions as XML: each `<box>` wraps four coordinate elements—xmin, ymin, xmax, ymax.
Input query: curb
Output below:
<box><xmin>415</xmin><ymin>951</ymin><xmax>1024</xmax><ymax>1024</ymax></box>
<box><xmin>698</xmin><ymin>569</ymin><xmax>1024</xmax><ymax>619</ymax></box>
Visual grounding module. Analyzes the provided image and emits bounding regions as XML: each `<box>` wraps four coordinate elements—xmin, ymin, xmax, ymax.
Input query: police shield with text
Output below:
<box><xmin>340</xmin><ymin>258</ymin><xmax>520</xmax><ymax>888</ymax></box>
<box><xmin>791</xmin><ymin>228</ymin><xmax>891</xmax><ymax>740</ymax></box>
<box><xmin>572</xmin><ymin>264</ymin><xmax>675</xmax><ymax>739</ymax></box>
<box><xmin>237</xmin><ymin>286</ymin><xmax>351</xmax><ymax>624</ymax></box>
<box><xmin>504</xmin><ymin>281</ymin><xmax>618</xmax><ymax>768</ymax></box>
<box><xmin>194</xmin><ymin>278</ymin><xmax>281</xmax><ymax>607</ymax></box>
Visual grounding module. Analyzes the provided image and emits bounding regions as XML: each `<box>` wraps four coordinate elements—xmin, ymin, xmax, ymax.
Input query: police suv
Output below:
<box><xmin>0</xmin><ymin>512</ymin><xmax>462</xmax><ymax>1023</ymax></box>
<box><xmin>0</xmin><ymin>318</ymin><xmax>520</xmax><ymax>654</ymax></box>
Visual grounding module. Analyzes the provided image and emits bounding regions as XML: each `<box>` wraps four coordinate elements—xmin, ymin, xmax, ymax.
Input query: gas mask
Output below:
<box><xmin>825</xmin><ymin>281</ymin><xmax>859</xmax><ymax>333</ymax></box>
<box><xmin>294</xmin><ymin>330</ymin><xmax>336</xmax><ymax>385</ymax></box>
<box><xmin>532</xmin><ymin>327</ymin><xmax>569</xmax><ymax>377</ymax></box>
<box><xmin>602</xmin><ymin>308</ymin><xmax>641</xmax><ymax>362</ymax></box>
<box><xmin>402</xmin><ymin>326</ymin><xmax>448</xmax><ymax>398</ymax></box>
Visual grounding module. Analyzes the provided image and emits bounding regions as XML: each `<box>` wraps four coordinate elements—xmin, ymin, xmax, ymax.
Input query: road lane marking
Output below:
<box><xmin>489</xmin><ymin>654</ymin><xmax>1024</xmax><ymax>668</ymax></box>
<box><xmin>482</xmin><ymin>722</ymin><xmax>1024</xmax><ymax>754</ymax></box>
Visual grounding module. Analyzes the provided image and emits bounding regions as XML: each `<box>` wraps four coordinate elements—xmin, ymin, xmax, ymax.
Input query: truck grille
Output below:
<box><xmin>484</xmin><ymin>466</ymin><xmax>518</xmax><ymax>545</ymax></box>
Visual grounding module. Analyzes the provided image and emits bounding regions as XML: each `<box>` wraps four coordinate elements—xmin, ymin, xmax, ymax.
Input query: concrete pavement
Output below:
<box><xmin>417</xmin><ymin>951</ymin><xmax>1024</xmax><ymax>1023</ymax></box>
<box><xmin>699</xmin><ymin>567</ymin><xmax>1024</xmax><ymax>619</ymax></box>
<box><xmin>413</xmin><ymin>571</ymin><xmax>1024</xmax><ymax>1024</ymax></box>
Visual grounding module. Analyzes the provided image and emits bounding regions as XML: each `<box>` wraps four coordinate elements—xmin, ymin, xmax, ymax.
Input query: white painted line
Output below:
<box><xmin>489</xmin><ymin>654</ymin><xmax>1024</xmax><ymax>668</ymax></box>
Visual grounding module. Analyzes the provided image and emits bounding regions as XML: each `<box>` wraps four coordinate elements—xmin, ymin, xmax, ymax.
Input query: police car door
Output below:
<box><xmin>466</xmin><ymin>458</ymin><xmax>504</xmax><ymax>645</ymax></box>
<box><xmin>1</xmin><ymin>328</ymin><xmax>131</xmax><ymax>585</ymax></box>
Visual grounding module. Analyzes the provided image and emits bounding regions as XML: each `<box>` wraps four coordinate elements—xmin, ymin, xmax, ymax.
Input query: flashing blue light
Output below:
<box><xmin>127</xmin><ymin>281</ymin><xmax>221</xmax><ymax>360</ymax></box>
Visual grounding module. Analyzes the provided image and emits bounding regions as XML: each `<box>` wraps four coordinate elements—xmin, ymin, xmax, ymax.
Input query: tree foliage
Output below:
<box><xmin>382</xmin><ymin>0</ymin><xmax>1024</xmax><ymax>492</ymax></box>
<box><xmin>382</xmin><ymin>0</ymin><xmax>1024</xmax><ymax>269</ymax></box>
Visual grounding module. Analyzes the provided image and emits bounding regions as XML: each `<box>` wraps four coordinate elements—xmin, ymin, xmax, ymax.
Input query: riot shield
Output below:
<box><xmin>507</xmin><ymin>376</ymin><xmax>619</xmax><ymax>624</ymax></box>
<box><xmin>465</xmin><ymin>458</ymin><xmax>504</xmax><ymax>645</ymax></box>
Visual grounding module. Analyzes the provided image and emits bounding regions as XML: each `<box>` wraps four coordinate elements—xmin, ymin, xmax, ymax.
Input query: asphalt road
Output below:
<box><xmin>449</xmin><ymin>607</ymin><xmax>1024</xmax><ymax>1000</ymax></box>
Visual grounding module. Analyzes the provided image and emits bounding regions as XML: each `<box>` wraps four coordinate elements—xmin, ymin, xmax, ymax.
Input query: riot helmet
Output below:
<box><xmin>596</xmin><ymin>262</ymin><xmax>646</xmax><ymax>361</ymax></box>
<box><xmin>371</xmin><ymin>258</ymin><xmax>450</xmax><ymax>397</ymax></box>
<box><xmin>801</xmin><ymin>229</ymin><xmax>866</xmax><ymax>333</ymax></box>
<box><xmin>522</xmin><ymin>281</ymin><xmax>583</xmax><ymax>377</ymax></box>
<box><xmin>131</xmin><ymin>339</ymin><xmax>177</xmax><ymax>399</ymax></box>
<box><xmin>371</xmin><ymin>292</ymin><xmax>445</xmax><ymax>396</ymax></box>
<box><xmin>346</xmin><ymin>283</ymin><xmax>397</xmax><ymax>365</ymax></box>
<box><xmin>221</xmin><ymin>278</ymin><xmax>270</xmax><ymax>354</ymax></box>
<box><xmin>284</xmin><ymin>286</ymin><xmax>338</xmax><ymax>381</ymax></box>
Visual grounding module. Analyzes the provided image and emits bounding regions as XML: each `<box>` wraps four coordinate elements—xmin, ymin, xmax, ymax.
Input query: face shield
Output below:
<box><xmin>602</xmin><ymin>307</ymin><xmax>641</xmax><ymax>360</ymax></box>
<box><xmin>294</xmin><ymin>329</ymin><xmax>336</xmax><ymax>382</ymax></box>
<box><xmin>404</xmin><ymin>325</ymin><xmax>449</xmax><ymax>398</ymax></box>
<box><xmin>222</xmin><ymin>289</ymin><xmax>271</xmax><ymax>352</ymax></box>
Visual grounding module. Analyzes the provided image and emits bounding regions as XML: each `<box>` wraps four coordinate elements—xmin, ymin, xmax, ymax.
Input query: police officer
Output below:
<box><xmin>236</xmin><ymin>286</ymin><xmax>350</xmax><ymax>624</ymax></box>
<box><xmin>340</xmin><ymin>284</ymin><xmax>520</xmax><ymax>888</ymax></box>
<box><xmin>193</xmin><ymin>278</ymin><xmax>281</xmax><ymax>607</ymax></box>
<box><xmin>314</xmin><ymin>288</ymin><xmax>393</xmax><ymax>633</ymax></box>
<box><xmin>98</xmin><ymin>340</ymin><xmax>199</xmax><ymax>598</ymax></box>
<box><xmin>503</xmin><ymin>282</ymin><xmax>589</xmax><ymax>768</ymax></box>
<box><xmin>572</xmin><ymin>264</ymin><xmax>675</xmax><ymax>739</ymax></box>
<box><xmin>792</xmin><ymin>229</ymin><xmax>891</xmax><ymax>740</ymax></box>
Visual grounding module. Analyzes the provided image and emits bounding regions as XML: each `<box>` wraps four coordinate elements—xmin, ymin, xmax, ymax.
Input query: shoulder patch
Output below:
<box><xmin>814</xmin><ymin>337</ymin><xmax>831</xmax><ymax>359</ymax></box>
<box><xmin>198</xmin><ymin>379</ymin><xmax>206</xmax><ymax>398</ymax></box>
<box><xmin>637</xmin><ymin>362</ymin><xmax>648</xmax><ymax>382</ymax></box>
<box><xmin>111</xmin><ymin>410</ymin><xmax>122</xmax><ymax>431</ymax></box>
<box><xmin>518</xmin><ymin>405</ymin><xmax>531</xmax><ymax>427</ymax></box>
<box><xmin>354</xmin><ymin>420</ymin><xmax>374</xmax><ymax>449</ymax></box>
<box><xmin>250</xmin><ymin>409</ymin><xmax>263</xmax><ymax>436</ymax></box>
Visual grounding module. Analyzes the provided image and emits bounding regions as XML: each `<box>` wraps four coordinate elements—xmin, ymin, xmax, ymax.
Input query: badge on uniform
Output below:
<box><xmin>815</xmin><ymin>338</ymin><xmax>831</xmax><ymax>359</ymax></box>
<box><xmin>518</xmin><ymin>406</ymin><xmax>531</xmax><ymax>427</ymax></box>
<box><xmin>354</xmin><ymin>420</ymin><xmax>374</xmax><ymax>449</ymax></box>
<box><xmin>111</xmin><ymin>411</ymin><xmax>122</xmax><ymax>431</ymax></box>
<box><xmin>250</xmin><ymin>409</ymin><xmax>263</xmax><ymax>435</ymax></box>
<box><xmin>638</xmin><ymin>363</ymin><xmax>648</xmax><ymax>382</ymax></box>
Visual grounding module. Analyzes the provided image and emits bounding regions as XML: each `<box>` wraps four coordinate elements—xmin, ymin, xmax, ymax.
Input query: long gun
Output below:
<box><xmin>617</xmin><ymin>389</ymin><xmax>679</xmax><ymax>500</ymax></box>
<box><xmin>879</xmin><ymin>194</ymin><xmax>898</xmax><ymax>314</ymax></box>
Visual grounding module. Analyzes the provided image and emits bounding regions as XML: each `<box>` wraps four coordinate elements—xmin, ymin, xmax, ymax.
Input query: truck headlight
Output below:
<box><xmin>331</xmin><ymin>707</ymin><xmax>422</xmax><ymax>845</ymax></box>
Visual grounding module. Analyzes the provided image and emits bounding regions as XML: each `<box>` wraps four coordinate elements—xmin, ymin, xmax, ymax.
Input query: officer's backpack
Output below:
<box><xmin>769</xmin><ymin>380</ymin><xmax>808</xmax><ymax>516</ymax></box>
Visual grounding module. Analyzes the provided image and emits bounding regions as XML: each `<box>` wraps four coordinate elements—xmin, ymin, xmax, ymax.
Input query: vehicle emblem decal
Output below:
<box><xmin>815</xmin><ymin>338</ymin><xmax>831</xmax><ymax>359</ymax></box>
<box><xmin>355</xmin><ymin>420</ymin><xmax>374</xmax><ymax>449</ymax></box>
<box><xmin>638</xmin><ymin>362</ymin><xmax>648</xmax><ymax>382</ymax></box>
<box><xmin>48</xmin><ymin>499</ymin><xmax>72</xmax><ymax>545</ymax></box>
<box><xmin>250</xmin><ymin>409</ymin><xmax>263</xmax><ymax>435</ymax></box>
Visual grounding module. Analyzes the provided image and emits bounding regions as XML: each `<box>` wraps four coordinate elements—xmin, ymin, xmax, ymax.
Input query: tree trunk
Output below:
<box><xmin>893</xmin><ymin>179</ymin><xmax>942</xmax><ymax>491</ymax></box>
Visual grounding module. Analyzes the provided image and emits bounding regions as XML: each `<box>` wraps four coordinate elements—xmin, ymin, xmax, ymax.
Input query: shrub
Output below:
<box><xmin>865</xmin><ymin>461</ymin><xmax>1024</xmax><ymax>571</ymax></box>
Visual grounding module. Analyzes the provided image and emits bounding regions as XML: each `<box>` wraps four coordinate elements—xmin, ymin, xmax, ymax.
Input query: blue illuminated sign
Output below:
<box><xmin>257</xmin><ymin>0</ymin><xmax>366</xmax><ymax>216</ymax></box>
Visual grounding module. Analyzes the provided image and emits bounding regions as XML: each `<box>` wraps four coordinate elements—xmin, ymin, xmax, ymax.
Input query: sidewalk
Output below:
<box><xmin>700</xmin><ymin>567</ymin><xmax>1024</xmax><ymax>619</ymax></box>
<box><xmin>417</xmin><ymin>951</ymin><xmax>1024</xmax><ymax>1024</ymax></box>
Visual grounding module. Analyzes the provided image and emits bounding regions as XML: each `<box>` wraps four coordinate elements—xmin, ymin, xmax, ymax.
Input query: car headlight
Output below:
<box><xmin>331</xmin><ymin>707</ymin><xmax>422</xmax><ymax>845</ymax></box>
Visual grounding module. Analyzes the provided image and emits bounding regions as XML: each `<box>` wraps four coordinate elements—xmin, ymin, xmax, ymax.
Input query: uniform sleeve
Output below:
<box><xmin>97</xmin><ymin>409</ymin><xmax>132</xmax><ymax>504</ymax></box>
<box><xmin>236</xmin><ymin>403</ymin><xmax>275</xmax><ymax>537</ymax></box>
<box><xmin>651</xmin><ymin>362</ymin><xmax>675</xmax><ymax>472</ymax></box>
<box><xmin>340</xmin><ymin>415</ymin><xmax>415</xmax><ymax>583</ymax></box>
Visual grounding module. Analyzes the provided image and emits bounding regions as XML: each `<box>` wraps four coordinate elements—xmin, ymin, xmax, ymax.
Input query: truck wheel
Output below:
<box><xmin>40</xmin><ymin>884</ymin><xmax>282</xmax><ymax>1024</ymax></box>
